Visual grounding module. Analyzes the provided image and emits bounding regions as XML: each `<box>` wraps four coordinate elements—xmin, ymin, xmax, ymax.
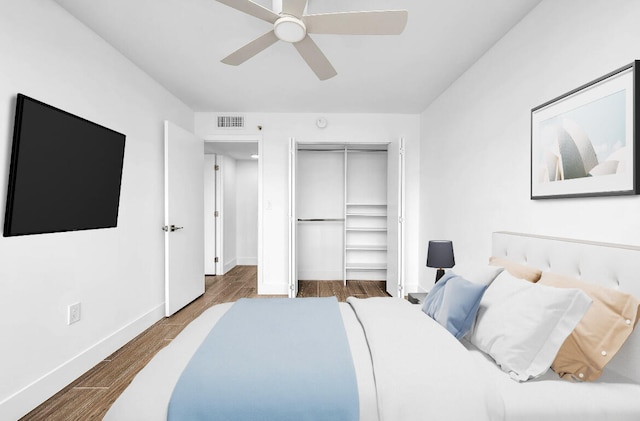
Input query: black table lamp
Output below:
<box><xmin>426</xmin><ymin>240</ymin><xmax>455</xmax><ymax>282</ymax></box>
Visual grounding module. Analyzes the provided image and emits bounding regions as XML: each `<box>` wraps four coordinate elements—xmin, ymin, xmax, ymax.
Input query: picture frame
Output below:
<box><xmin>531</xmin><ymin>61</ymin><xmax>639</xmax><ymax>199</ymax></box>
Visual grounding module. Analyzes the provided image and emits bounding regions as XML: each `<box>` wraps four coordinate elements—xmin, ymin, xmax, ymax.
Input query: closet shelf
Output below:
<box><xmin>346</xmin><ymin>213</ymin><xmax>387</xmax><ymax>217</ymax></box>
<box><xmin>346</xmin><ymin>203</ymin><xmax>387</xmax><ymax>207</ymax></box>
<box><xmin>346</xmin><ymin>227</ymin><xmax>387</xmax><ymax>232</ymax></box>
<box><xmin>346</xmin><ymin>263</ymin><xmax>387</xmax><ymax>270</ymax></box>
<box><xmin>346</xmin><ymin>245</ymin><xmax>387</xmax><ymax>251</ymax></box>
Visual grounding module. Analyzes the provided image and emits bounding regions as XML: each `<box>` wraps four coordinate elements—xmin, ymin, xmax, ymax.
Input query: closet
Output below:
<box><xmin>288</xmin><ymin>140</ymin><xmax>405</xmax><ymax>298</ymax></box>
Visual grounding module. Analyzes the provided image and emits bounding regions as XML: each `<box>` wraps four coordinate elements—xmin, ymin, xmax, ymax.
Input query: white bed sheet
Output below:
<box><xmin>347</xmin><ymin>297</ymin><xmax>503</xmax><ymax>421</ymax></box>
<box><xmin>462</xmin><ymin>339</ymin><xmax>640</xmax><ymax>421</ymax></box>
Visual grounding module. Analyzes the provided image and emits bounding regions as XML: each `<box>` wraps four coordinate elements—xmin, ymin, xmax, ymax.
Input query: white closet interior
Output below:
<box><xmin>295</xmin><ymin>143</ymin><xmax>389</xmax><ymax>284</ymax></box>
<box><xmin>344</xmin><ymin>149</ymin><xmax>388</xmax><ymax>281</ymax></box>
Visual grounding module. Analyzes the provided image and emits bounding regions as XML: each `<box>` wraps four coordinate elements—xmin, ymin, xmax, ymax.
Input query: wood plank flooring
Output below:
<box><xmin>20</xmin><ymin>268</ymin><xmax>389</xmax><ymax>420</ymax></box>
<box><xmin>297</xmin><ymin>279</ymin><xmax>390</xmax><ymax>301</ymax></box>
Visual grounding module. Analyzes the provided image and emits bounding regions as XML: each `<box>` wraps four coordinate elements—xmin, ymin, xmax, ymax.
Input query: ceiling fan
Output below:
<box><xmin>215</xmin><ymin>0</ymin><xmax>408</xmax><ymax>80</ymax></box>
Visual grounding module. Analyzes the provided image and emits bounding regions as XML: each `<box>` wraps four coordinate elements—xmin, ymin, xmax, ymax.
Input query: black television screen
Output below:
<box><xmin>3</xmin><ymin>94</ymin><xmax>126</xmax><ymax>237</ymax></box>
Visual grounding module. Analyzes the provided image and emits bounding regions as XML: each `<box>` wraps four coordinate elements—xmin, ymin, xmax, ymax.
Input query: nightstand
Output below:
<box><xmin>408</xmin><ymin>292</ymin><xmax>428</xmax><ymax>305</ymax></box>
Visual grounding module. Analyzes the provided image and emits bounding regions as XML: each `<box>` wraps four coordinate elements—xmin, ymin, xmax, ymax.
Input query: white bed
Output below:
<box><xmin>105</xmin><ymin>232</ymin><xmax>640</xmax><ymax>420</ymax></box>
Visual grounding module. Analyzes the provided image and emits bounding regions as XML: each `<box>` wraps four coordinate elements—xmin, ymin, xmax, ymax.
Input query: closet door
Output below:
<box><xmin>386</xmin><ymin>138</ymin><xmax>405</xmax><ymax>297</ymax></box>
<box><xmin>288</xmin><ymin>138</ymin><xmax>298</xmax><ymax>297</ymax></box>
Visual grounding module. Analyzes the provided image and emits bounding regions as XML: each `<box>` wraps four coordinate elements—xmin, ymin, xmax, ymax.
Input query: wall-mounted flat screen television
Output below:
<box><xmin>3</xmin><ymin>94</ymin><xmax>126</xmax><ymax>237</ymax></box>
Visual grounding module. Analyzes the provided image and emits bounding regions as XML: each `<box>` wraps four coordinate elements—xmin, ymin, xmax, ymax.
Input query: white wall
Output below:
<box><xmin>204</xmin><ymin>154</ymin><xmax>216</xmax><ymax>274</ymax></box>
<box><xmin>0</xmin><ymin>1</ymin><xmax>193</xmax><ymax>418</ymax></box>
<box><xmin>419</xmin><ymin>0</ymin><xmax>640</xmax><ymax>290</ymax></box>
<box><xmin>236</xmin><ymin>160</ymin><xmax>258</xmax><ymax>265</ymax></box>
<box><xmin>221</xmin><ymin>155</ymin><xmax>237</xmax><ymax>273</ymax></box>
<box><xmin>195</xmin><ymin>113</ymin><xmax>421</xmax><ymax>295</ymax></box>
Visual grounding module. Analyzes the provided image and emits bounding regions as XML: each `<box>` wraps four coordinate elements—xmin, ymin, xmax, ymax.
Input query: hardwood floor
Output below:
<box><xmin>297</xmin><ymin>279</ymin><xmax>390</xmax><ymax>302</ymax></box>
<box><xmin>20</xmin><ymin>268</ymin><xmax>389</xmax><ymax>420</ymax></box>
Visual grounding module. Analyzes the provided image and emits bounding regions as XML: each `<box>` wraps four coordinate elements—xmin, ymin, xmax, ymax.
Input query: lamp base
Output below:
<box><xmin>435</xmin><ymin>269</ymin><xmax>445</xmax><ymax>283</ymax></box>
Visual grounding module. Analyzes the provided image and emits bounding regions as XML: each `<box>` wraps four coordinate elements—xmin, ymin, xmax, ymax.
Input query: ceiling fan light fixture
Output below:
<box><xmin>274</xmin><ymin>16</ymin><xmax>307</xmax><ymax>43</ymax></box>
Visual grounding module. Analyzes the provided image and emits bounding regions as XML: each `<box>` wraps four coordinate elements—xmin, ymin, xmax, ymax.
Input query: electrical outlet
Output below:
<box><xmin>67</xmin><ymin>302</ymin><xmax>81</xmax><ymax>325</ymax></box>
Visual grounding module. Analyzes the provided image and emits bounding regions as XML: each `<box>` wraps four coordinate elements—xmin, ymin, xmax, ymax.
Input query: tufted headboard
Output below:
<box><xmin>491</xmin><ymin>231</ymin><xmax>640</xmax><ymax>384</ymax></box>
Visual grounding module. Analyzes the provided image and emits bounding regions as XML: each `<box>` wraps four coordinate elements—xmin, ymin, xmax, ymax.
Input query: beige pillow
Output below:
<box><xmin>489</xmin><ymin>256</ymin><xmax>542</xmax><ymax>283</ymax></box>
<box><xmin>539</xmin><ymin>272</ymin><xmax>640</xmax><ymax>381</ymax></box>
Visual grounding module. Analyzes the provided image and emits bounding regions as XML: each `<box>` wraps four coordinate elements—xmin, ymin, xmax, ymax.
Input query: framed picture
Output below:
<box><xmin>531</xmin><ymin>61</ymin><xmax>639</xmax><ymax>199</ymax></box>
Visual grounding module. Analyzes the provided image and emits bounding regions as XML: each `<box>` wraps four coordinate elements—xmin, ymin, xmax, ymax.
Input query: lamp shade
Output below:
<box><xmin>426</xmin><ymin>240</ymin><xmax>455</xmax><ymax>269</ymax></box>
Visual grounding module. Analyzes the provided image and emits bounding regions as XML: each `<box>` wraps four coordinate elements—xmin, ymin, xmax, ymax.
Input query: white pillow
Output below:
<box><xmin>467</xmin><ymin>271</ymin><xmax>592</xmax><ymax>381</ymax></box>
<box><xmin>450</xmin><ymin>264</ymin><xmax>504</xmax><ymax>287</ymax></box>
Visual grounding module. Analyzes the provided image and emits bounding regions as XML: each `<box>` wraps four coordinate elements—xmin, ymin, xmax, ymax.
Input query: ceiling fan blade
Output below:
<box><xmin>293</xmin><ymin>35</ymin><xmax>337</xmax><ymax>81</ymax></box>
<box><xmin>282</xmin><ymin>0</ymin><xmax>307</xmax><ymax>18</ymax></box>
<box><xmin>221</xmin><ymin>31</ymin><xmax>279</xmax><ymax>65</ymax></box>
<box><xmin>214</xmin><ymin>0</ymin><xmax>279</xmax><ymax>24</ymax></box>
<box><xmin>305</xmin><ymin>10</ymin><xmax>408</xmax><ymax>35</ymax></box>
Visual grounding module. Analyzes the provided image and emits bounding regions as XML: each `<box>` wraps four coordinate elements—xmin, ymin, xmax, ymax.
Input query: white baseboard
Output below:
<box><xmin>223</xmin><ymin>258</ymin><xmax>237</xmax><ymax>275</ymax></box>
<box><xmin>236</xmin><ymin>257</ymin><xmax>257</xmax><ymax>265</ymax></box>
<box><xmin>0</xmin><ymin>303</ymin><xmax>165</xmax><ymax>421</ymax></box>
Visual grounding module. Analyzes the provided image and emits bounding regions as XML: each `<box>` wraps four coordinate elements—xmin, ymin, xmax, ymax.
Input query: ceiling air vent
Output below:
<box><xmin>217</xmin><ymin>115</ymin><xmax>244</xmax><ymax>129</ymax></box>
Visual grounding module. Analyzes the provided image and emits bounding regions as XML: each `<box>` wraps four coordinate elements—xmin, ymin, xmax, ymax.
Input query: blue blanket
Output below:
<box><xmin>168</xmin><ymin>297</ymin><xmax>359</xmax><ymax>420</ymax></box>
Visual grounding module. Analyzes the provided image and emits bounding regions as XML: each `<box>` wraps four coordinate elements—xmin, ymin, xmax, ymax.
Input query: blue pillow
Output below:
<box><xmin>422</xmin><ymin>272</ymin><xmax>488</xmax><ymax>339</ymax></box>
<box><xmin>421</xmin><ymin>271</ymin><xmax>456</xmax><ymax>317</ymax></box>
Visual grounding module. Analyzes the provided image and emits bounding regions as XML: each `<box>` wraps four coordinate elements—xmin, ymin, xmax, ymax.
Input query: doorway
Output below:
<box><xmin>204</xmin><ymin>137</ymin><xmax>262</xmax><ymax>287</ymax></box>
<box><xmin>288</xmin><ymin>140</ymin><xmax>405</xmax><ymax>298</ymax></box>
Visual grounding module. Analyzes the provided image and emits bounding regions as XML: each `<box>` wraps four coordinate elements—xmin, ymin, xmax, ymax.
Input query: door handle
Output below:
<box><xmin>162</xmin><ymin>225</ymin><xmax>184</xmax><ymax>232</ymax></box>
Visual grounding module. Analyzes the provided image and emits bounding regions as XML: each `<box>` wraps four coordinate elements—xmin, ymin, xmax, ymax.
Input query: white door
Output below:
<box><xmin>386</xmin><ymin>138</ymin><xmax>405</xmax><ymax>297</ymax></box>
<box><xmin>288</xmin><ymin>137</ymin><xmax>298</xmax><ymax>298</ymax></box>
<box><xmin>215</xmin><ymin>154</ymin><xmax>223</xmax><ymax>275</ymax></box>
<box><xmin>164</xmin><ymin>121</ymin><xmax>205</xmax><ymax>316</ymax></box>
<box><xmin>204</xmin><ymin>154</ymin><xmax>217</xmax><ymax>275</ymax></box>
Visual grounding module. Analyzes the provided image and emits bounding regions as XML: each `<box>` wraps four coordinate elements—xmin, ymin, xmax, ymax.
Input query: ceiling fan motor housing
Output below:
<box><xmin>274</xmin><ymin>15</ymin><xmax>307</xmax><ymax>43</ymax></box>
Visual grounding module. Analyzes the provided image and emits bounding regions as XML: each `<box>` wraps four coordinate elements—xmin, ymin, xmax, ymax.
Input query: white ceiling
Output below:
<box><xmin>52</xmin><ymin>0</ymin><xmax>541</xmax><ymax>114</ymax></box>
<box><xmin>204</xmin><ymin>141</ymin><xmax>258</xmax><ymax>159</ymax></box>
